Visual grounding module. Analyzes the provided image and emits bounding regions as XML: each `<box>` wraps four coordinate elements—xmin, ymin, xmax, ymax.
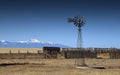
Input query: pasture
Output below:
<box><xmin>0</xmin><ymin>48</ymin><xmax>120</xmax><ymax>75</ymax></box>
<box><xmin>0</xmin><ymin>48</ymin><xmax>42</xmax><ymax>53</ymax></box>
<box><xmin>0</xmin><ymin>59</ymin><xmax>120</xmax><ymax>75</ymax></box>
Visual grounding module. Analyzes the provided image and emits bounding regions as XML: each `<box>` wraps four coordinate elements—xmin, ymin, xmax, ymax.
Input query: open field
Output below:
<box><xmin>0</xmin><ymin>59</ymin><xmax>120</xmax><ymax>75</ymax></box>
<box><xmin>0</xmin><ymin>48</ymin><xmax>43</xmax><ymax>53</ymax></box>
<box><xmin>0</xmin><ymin>48</ymin><xmax>120</xmax><ymax>75</ymax></box>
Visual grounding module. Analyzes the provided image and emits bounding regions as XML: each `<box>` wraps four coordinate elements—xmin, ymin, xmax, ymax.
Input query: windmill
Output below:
<box><xmin>68</xmin><ymin>15</ymin><xmax>85</xmax><ymax>48</ymax></box>
<box><xmin>68</xmin><ymin>15</ymin><xmax>87</xmax><ymax>67</ymax></box>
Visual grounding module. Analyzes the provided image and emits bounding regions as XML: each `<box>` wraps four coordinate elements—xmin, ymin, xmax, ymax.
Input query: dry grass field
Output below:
<box><xmin>0</xmin><ymin>59</ymin><xmax>120</xmax><ymax>75</ymax></box>
<box><xmin>0</xmin><ymin>48</ymin><xmax>120</xmax><ymax>75</ymax></box>
<box><xmin>0</xmin><ymin>48</ymin><xmax>43</xmax><ymax>53</ymax></box>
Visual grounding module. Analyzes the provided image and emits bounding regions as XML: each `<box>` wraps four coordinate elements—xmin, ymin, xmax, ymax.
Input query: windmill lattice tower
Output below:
<box><xmin>68</xmin><ymin>15</ymin><xmax>86</xmax><ymax>66</ymax></box>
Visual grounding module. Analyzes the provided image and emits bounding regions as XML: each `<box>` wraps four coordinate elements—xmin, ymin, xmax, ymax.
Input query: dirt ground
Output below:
<box><xmin>0</xmin><ymin>59</ymin><xmax>120</xmax><ymax>75</ymax></box>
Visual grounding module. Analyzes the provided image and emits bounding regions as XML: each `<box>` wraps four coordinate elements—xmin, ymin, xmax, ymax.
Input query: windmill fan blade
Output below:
<box><xmin>68</xmin><ymin>18</ymin><xmax>73</xmax><ymax>22</ymax></box>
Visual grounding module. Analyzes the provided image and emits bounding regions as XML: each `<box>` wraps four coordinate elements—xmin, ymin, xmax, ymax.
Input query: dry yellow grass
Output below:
<box><xmin>0</xmin><ymin>59</ymin><xmax>120</xmax><ymax>75</ymax></box>
<box><xmin>0</xmin><ymin>48</ymin><xmax>42</xmax><ymax>53</ymax></box>
<box><xmin>0</xmin><ymin>48</ymin><xmax>120</xmax><ymax>75</ymax></box>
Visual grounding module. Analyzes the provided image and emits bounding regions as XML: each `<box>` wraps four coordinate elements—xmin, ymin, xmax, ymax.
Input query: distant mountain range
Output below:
<box><xmin>0</xmin><ymin>39</ymin><xmax>69</xmax><ymax>48</ymax></box>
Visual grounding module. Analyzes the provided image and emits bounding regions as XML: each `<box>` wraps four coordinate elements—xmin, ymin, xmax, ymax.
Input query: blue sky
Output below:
<box><xmin>0</xmin><ymin>0</ymin><xmax>120</xmax><ymax>48</ymax></box>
